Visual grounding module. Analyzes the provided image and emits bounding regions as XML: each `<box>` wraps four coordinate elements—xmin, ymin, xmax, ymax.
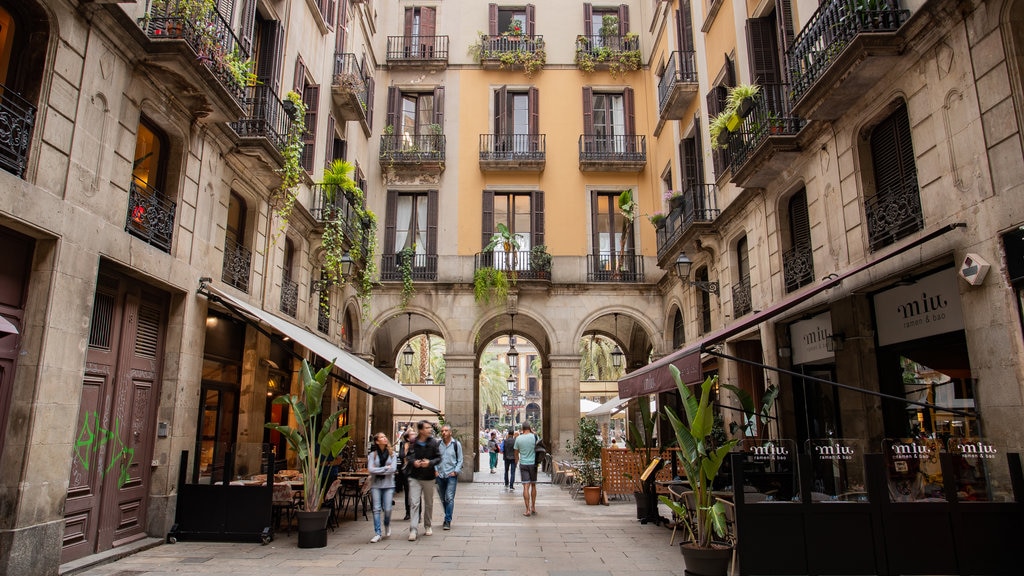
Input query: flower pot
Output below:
<box><xmin>737</xmin><ymin>97</ymin><xmax>754</xmax><ymax>118</ymax></box>
<box><xmin>634</xmin><ymin>491</ymin><xmax>649</xmax><ymax>519</ymax></box>
<box><xmin>296</xmin><ymin>509</ymin><xmax>330</xmax><ymax>548</ymax></box>
<box><xmin>725</xmin><ymin>113</ymin><xmax>741</xmax><ymax>132</ymax></box>
<box><xmin>679</xmin><ymin>542</ymin><xmax>733</xmax><ymax>576</ymax></box>
<box><xmin>582</xmin><ymin>486</ymin><xmax>602</xmax><ymax>505</ymax></box>
<box><xmin>716</xmin><ymin>129</ymin><xmax>730</xmax><ymax>148</ymax></box>
<box><xmin>669</xmin><ymin>195</ymin><xmax>685</xmax><ymax>210</ymax></box>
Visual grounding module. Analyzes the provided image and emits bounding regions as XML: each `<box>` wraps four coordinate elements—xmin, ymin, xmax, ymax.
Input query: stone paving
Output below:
<box><xmin>68</xmin><ymin>470</ymin><xmax>687</xmax><ymax>576</ymax></box>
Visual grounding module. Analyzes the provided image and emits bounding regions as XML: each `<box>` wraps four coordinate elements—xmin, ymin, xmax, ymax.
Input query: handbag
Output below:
<box><xmin>534</xmin><ymin>437</ymin><xmax>547</xmax><ymax>458</ymax></box>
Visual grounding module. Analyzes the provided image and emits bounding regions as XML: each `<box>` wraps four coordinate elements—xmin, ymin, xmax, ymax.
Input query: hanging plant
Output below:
<box><xmin>272</xmin><ymin>91</ymin><xmax>307</xmax><ymax>238</ymax></box>
<box><xmin>350</xmin><ymin>206</ymin><xmax>378</xmax><ymax>320</ymax></box>
<box><xmin>398</xmin><ymin>245</ymin><xmax>416</xmax><ymax>309</ymax></box>
<box><xmin>320</xmin><ymin>159</ymin><xmax>359</xmax><ymax>290</ymax></box>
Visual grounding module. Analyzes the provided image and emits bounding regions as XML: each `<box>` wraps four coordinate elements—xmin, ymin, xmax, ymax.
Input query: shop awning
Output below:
<box><xmin>0</xmin><ymin>315</ymin><xmax>17</xmax><ymax>335</ymax></box>
<box><xmin>200</xmin><ymin>283</ymin><xmax>440</xmax><ymax>414</ymax></box>
<box><xmin>588</xmin><ymin>395</ymin><xmax>629</xmax><ymax>417</ymax></box>
<box><xmin>618</xmin><ymin>222</ymin><xmax>966</xmax><ymax>400</ymax></box>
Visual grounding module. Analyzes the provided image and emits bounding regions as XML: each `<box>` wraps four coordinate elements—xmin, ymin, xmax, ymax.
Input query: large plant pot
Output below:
<box><xmin>680</xmin><ymin>542</ymin><xmax>733</xmax><ymax>576</ymax></box>
<box><xmin>582</xmin><ymin>486</ymin><xmax>602</xmax><ymax>505</ymax></box>
<box><xmin>634</xmin><ymin>491</ymin><xmax>648</xmax><ymax>519</ymax></box>
<box><xmin>296</xmin><ymin>509</ymin><xmax>330</xmax><ymax>548</ymax></box>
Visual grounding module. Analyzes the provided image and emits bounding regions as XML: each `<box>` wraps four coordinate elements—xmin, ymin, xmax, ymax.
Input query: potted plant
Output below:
<box><xmin>566</xmin><ymin>417</ymin><xmax>604</xmax><ymax>505</ymax></box>
<box><xmin>473</xmin><ymin>266</ymin><xmax>510</xmax><ymax>306</ymax></box>
<box><xmin>529</xmin><ymin>244</ymin><xmax>552</xmax><ymax>273</ymax></box>
<box><xmin>658</xmin><ymin>366</ymin><xmax>738</xmax><ymax>575</ymax></box>
<box><xmin>648</xmin><ymin>212</ymin><xmax>666</xmax><ymax>229</ymax></box>
<box><xmin>624</xmin><ymin>397</ymin><xmax>661</xmax><ymax>520</ymax></box>
<box><xmin>727</xmin><ymin>83</ymin><xmax>761</xmax><ymax>119</ymax></box>
<box><xmin>709</xmin><ymin>111</ymin><xmax>732</xmax><ymax>150</ymax></box>
<box><xmin>265</xmin><ymin>360</ymin><xmax>352</xmax><ymax>548</ymax></box>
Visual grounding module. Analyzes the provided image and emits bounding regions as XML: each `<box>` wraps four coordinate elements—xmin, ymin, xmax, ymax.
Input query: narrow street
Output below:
<box><xmin>65</xmin><ymin>471</ymin><xmax>685</xmax><ymax>576</ymax></box>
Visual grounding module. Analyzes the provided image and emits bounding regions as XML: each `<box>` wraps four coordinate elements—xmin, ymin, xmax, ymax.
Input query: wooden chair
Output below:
<box><xmin>324</xmin><ymin>479</ymin><xmax>341</xmax><ymax>531</ymax></box>
<box><xmin>667</xmin><ymin>487</ymin><xmax>696</xmax><ymax>546</ymax></box>
<box><xmin>358</xmin><ymin>475</ymin><xmax>372</xmax><ymax>520</ymax></box>
<box><xmin>271</xmin><ymin>483</ymin><xmax>298</xmax><ymax>536</ymax></box>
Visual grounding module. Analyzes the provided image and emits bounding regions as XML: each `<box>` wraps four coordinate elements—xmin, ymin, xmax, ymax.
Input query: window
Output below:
<box><xmin>706</xmin><ymin>58</ymin><xmax>734</xmax><ymax>177</ymax></box>
<box><xmin>866</xmin><ymin>102</ymin><xmax>922</xmax><ymax>251</ymax></box>
<box><xmin>133</xmin><ymin>118</ymin><xmax>167</xmax><ymax>192</ymax></box>
<box><xmin>253</xmin><ymin>14</ymin><xmax>283</xmax><ymax>91</ymax></box>
<box><xmin>385</xmin><ymin>86</ymin><xmax>445</xmax><ymax>152</ymax></box>
<box><xmin>0</xmin><ymin>3</ymin><xmax>46</xmax><ymax>177</ymax></box>
<box><xmin>281</xmin><ymin>238</ymin><xmax>298</xmax><ymax>316</ymax></box>
<box><xmin>127</xmin><ymin>117</ymin><xmax>176</xmax><ymax>252</ymax></box>
<box><xmin>489</xmin><ymin>4</ymin><xmax>534</xmax><ymax>36</ymax></box>
<box><xmin>482</xmin><ymin>190</ymin><xmax>544</xmax><ymax>270</ymax></box>
<box><xmin>672</xmin><ymin>308</ymin><xmax>685</xmax><ymax>349</ymax></box>
<box><xmin>696</xmin><ymin>266</ymin><xmax>712</xmax><ymax>334</ymax></box>
<box><xmin>383</xmin><ymin>190</ymin><xmax>438</xmax><ymax>280</ymax></box>
<box><xmin>294</xmin><ymin>58</ymin><xmax>319</xmax><ymax>172</ymax></box>
<box><xmin>784</xmin><ymin>188</ymin><xmax>814</xmax><ymax>292</ymax></box>
<box><xmin>222</xmin><ymin>192</ymin><xmax>252</xmax><ymax>292</ymax></box>
<box><xmin>494</xmin><ymin>86</ymin><xmax>539</xmax><ymax>152</ymax></box>
<box><xmin>734</xmin><ymin>236</ymin><xmax>752</xmax><ymax>316</ymax></box>
<box><xmin>591</xmin><ymin>190</ymin><xmax>636</xmax><ymax>274</ymax></box>
<box><xmin>324</xmin><ymin>115</ymin><xmax>346</xmax><ymax>168</ymax></box>
<box><xmin>583</xmin><ymin>87</ymin><xmax>636</xmax><ymax>153</ymax></box>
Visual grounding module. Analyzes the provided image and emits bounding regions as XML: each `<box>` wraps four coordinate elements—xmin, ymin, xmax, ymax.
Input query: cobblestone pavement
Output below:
<box><xmin>68</xmin><ymin>470</ymin><xmax>687</xmax><ymax>576</ymax></box>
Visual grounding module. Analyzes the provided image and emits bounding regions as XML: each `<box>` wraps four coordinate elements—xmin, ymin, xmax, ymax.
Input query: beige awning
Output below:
<box><xmin>587</xmin><ymin>395</ymin><xmax>628</xmax><ymax>417</ymax></box>
<box><xmin>201</xmin><ymin>283</ymin><xmax>439</xmax><ymax>413</ymax></box>
<box><xmin>0</xmin><ymin>315</ymin><xmax>17</xmax><ymax>335</ymax></box>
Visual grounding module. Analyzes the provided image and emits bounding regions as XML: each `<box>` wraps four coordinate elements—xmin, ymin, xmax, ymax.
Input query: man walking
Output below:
<box><xmin>405</xmin><ymin>420</ymin><xmax>441</xmax><ymax>541</ymax></box>
<box><xmin>435</xmin><ymin>424</ymin><xmax>463</xmax><ymax>530</ymax></box>
<box><xmin>502</xmin><ymin>428</ymin><xmax>517</xmax><ymax>491</ymax></box>
<box><xmin>514</xmin><ymin>422</ymin><xmax>540</xmax><ymax>516</ymax></box>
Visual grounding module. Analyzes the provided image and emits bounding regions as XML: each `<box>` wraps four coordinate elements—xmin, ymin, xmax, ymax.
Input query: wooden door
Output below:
<box><xmin>62</xmin><ymin>273</ymin><xmax>166</xmax><ymax>562</ymax></box>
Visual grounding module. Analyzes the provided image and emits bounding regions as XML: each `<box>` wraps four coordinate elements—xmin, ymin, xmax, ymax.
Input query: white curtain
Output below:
<box><xmin>395</xmin><ymin>198</ymin><xmax>413</xmax><ymax>251</ymax></box>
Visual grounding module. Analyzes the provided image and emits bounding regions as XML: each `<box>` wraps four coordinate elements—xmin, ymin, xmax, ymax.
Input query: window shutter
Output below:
<box><xmin>584</xmin><ymin>3</ymin><xmax>593</xmax><ymax>32</ymax></box>
<box><xmin>726</xmin><ymin>55</ymin><xmax>737</xmax><ymax>87</ymax></box>
<box><xmin>528</xmin><ymin>87</ymin><xmax>539</xmax><ymax>139</ymax></box>
<box><xmin>384</xmin><ymin>190</ymin><xmax>398</xmax><ymax>254</ymax></box>
<box><xmin>532</xmin><ymin>190</ymin><xmax>545</xmax><ymax>247</ymax></box>
<box><xmin>293</xmin><ymin>57</ymin><xmax>306</xmax><ymax>93</ymax></box>
<box><xmin>488</xmin><ymin>4</ymin><xmax>498</xmax><ymax>35</ymax></box>
<box><xmin>494</xmin><ymin>85</ymin><xmax>508</xmax><ymax>134</ymax></box>
<box><xmin>324</xmin><ymin>115</ymin><xmax>336</xmax><ymax>168</ymax></box>
<box><xmin>239</xmin><ymin>0</ymin><xmax>256</xmax><ymax>54</ymax></box>
<box><xmin>481</xmin><ymin>191</ymin><xmax>494</xmax><ymax>249</ymax></box>
<box><xmin>678</xmin><ymin>2</ymin><xmax>694</xmax><ymax>52</ymax></box>
<box><xmin>618</xmin><ymin>4</ymin><xmax>629</xmax><ymax>34</ymax></box>
<box><xmin>582</xmin><ymin>87</ymin><xmax>594</xmax><ymax>135</ymax></box>
<box><xmin>257</xmin><ymin>21</ymin><xmax>283</xmax><ymax>91</ymax></box>
<box><xmin>776</xmin><ymin>0</ymin><xmax>795</xmax><ymax>51</ymax></box>
<box><xmin>590</xmin><ymin>190</ymin><xmax>601</xmax><ymax>256</ymax></box>
<box><xmin>526</xmin><ymin>4</ymin><xmax>536</xmax><ymax>36</ymax></box>
<box><xmin>217</xmin><ymin>0</ymin><xmax>233</xmax><ymax>23</ymax></box>
<box><xmin>789</xmin><ymin>188</ymin><xmax>810</xmax><ymax>249</ymax></box>
<box><xmin>746</xmin><ymin>17</ymin><xmax>780</xmax><ymax>84</ymax></box>
<box><xmin>336</xmin><ymin>0</ymin><xmax>348</xmax><ymax>50</ymax></box>
<box><xmin>427</xmin><ymin>190</ymin><xmax>439</xmax><ymax>254</ymax></box>
<box><xmin>324</xmin><ymin>0</ymin><xmax>335</xmax><ymax>27</ymax></box>
<box><xmin>681</xmin><ymin>137</ymin><xmax>698</xmax><ymax>190</ymax></box>
<box><xmin>421</xmin><ymin>7</ymin><xmax>436</xmax><ymax>37</ymax></box>
<box><xmin>386</xmin><ymin>86</ymin><xmax>401</xmax><ymax>130</ymax></box>
<box><xmin>404</xmin><ymin>8</ymin><xmax>415</xmax><ymax>36</ymax></box>
<box><xmin>693</xmin><ymin>113</ymin><xmax>705</xmax><ymax>185</ymax></box>
<box><xmin>433</xmin><ymin>85</ymin><xmax>445</xmax><ymax>126</ymax></box>
<box><xmin>363</xmin><ymin>59</ymin><xmax>374</xmax><ymax>128</ymax></box>
<box><xmin>623</xmin><ymin>87</ymin><xmax>635</xmax><ymax>135</ymax></box>
<box><xmin>871</xmin><ymin>103</ymin><xmax>916</xmax><ymax>195</ymax></box>
<box><xmin>301</xmin><ymin>85</ymin><xmax>320</xmax><ymax>172</ymax></box>
<box><xmin>737</xmin><ymin>236</ymin><xmax>750</xmax><ymax>281</ymax></box>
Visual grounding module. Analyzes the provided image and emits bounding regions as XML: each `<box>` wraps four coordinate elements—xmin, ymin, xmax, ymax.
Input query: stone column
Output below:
<box><xmin>546</xmin><ymin>355</ymin><xmax>582</xmax><ymax>459</ymax></box>
<box><xmin>443</xmin><ymin>354</ymin><xmax>477</xmax><ymax>480</ymax></box>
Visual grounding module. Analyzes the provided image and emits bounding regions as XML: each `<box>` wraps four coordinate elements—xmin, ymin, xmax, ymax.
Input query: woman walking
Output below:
<box><xmin>367</xmin><ymin>432</ymin><xmax>397</xmax><ymax>543</ymax></box>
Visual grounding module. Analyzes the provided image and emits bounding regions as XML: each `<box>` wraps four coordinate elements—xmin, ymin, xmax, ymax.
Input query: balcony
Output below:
<box><xmin>386</xmin><ymin>36</ymin><xmax>449</xmax><ymax>69</ymax></box>
<box><xmin>587</xmin><ymin>253</ymin><xmax>645</xmax><ymax>283</ymax></box>
<box><xmin>788</xmin><ymin>0</ymin><xmax>910</xmax><ymax>120</ymax></box>
<box><xmin>478</xmin><ymin>134</ymin><xmax>546</xmax><ymax>171</ymax></box>
<box><xmin>221</xmin><ymin>236</ymin><xmax>252</xmax><ymax>293</ymax></box>
<box><xmin>477</xmin><ymin>35</ymin><xmax>547</xmax><ymax>77</ymax></box>
<box><xmin>783</xmin><ymin>244</ymin><xmax>815</xmax><ymax>293</ymax></box>
<box><xmin>380</xmin><ymin>252</ymin><xmax>438</xmax><ymax>282</ymax></box>
<box><xmin>732</xmin><ymin>277</ymin><xmax>752</xmax><ymax>317</ymax></box>
<box><xmin>331</xmin><ymin>53</ymin><xmax>371</xmax><ymax>134</ymax></box>
<box><xmin>864</xmin><ymin>177</ymin><xmax>923</xmax><ymax>252</ymax></box>
<box><xmin>656</xmin><ymin>184</ymin><xmax>721</xmax><ymax>263</ymax></box>
<box><xmin>728</xmin><ymin>83</ymin><xmax>804</xmax><ymax>188</ymax></box>
<box><xmin>379</xmin><ymin>133</ymin><xmax>445</xmax><ymax>173</ymax></box>
<box><xmin>228</xmin><ymin>84</ymin><xmax>292</xmax><ymax>167</ymax></box>
<box><xmin>578</xmin><ymin>134</ymin><xmax>646</xmax><ymax>172</ymax></box>
<box><xmin>125</xmin><ymin>178</ymin><xmax>176</xmax><ymax>254</ymax></box>
<box><xmin>0</xmin><ymin>84</ymin><xmax>35</xmax><ymax>178</ymax></box>
<box><xmin>657</xmin><ymin>51</ymin><xmax>699</xmax><ymax>124</ymax></box>
<box><xmin>573</xmin><ymin>34</ymin><xmax>641</xmax><ymax>75</ymax></box>
<box><xmin>474</xmin><ymin>250</ymin><xmax>551</xmax><ymax>282</ymax></box>
<box><xmin>139</xmin><ymin>0</ymin><xmax>250</xmax><ymax>120</ymax></box>
<box><xmin>317</xmin><ymin>300</ymin><xmax>331</xmax><ymax>334</ymax></box>
<box><xmin>311</xmin><ymin>184</ymin><xmax>361</xmax><ymax>245</ymax></box>
<box><xmin>280</xmin><ymin>275</ymin><xmax>298</xmax><ymax>317</ymax></box>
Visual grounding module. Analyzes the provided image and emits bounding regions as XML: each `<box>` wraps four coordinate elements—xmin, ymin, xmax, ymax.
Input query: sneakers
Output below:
<box><xmin>442</xmin><ymin>521</ymin><xmax>451</xmax><ymax>530</ymax></box>
<box><xmin>424</xmin><ymin>526</ymin><xmax>433</xmax><ymax>536</ymax></box>
<box><xmin>408</xmin><ymin>529</ymin><xmax>417</xmax><ymax>541</ymax></box>
<box><xmin>490</xmin><ymin>469</ymin><xmax>495</xmax><ymax>473</ymax></box>
<box><xmin>370</xmin><ymin>534</ymin><xmax>381</xmax><ymax>543</ymax></box>
<box><xmin>385</xmin><ymin>525</ymin><xmax>391</xmax><ymax>537</ymax></box>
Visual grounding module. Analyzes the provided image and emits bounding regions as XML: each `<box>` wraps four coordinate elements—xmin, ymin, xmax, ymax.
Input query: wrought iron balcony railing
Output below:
<box><xmin>140</xmin><ymin>0</ymin><xmax>251</xmax><ymax>104</ymax></box>
<box><xmin>311</xmin><ymin>184</ymin><xmax>360</xmax><ymax>244</ymax></box>
<box><xmin>474</xmin><ymin>250</ymin><xmax>552</xmax><ymax>281</ymax></box>
<box><xmin>733</xmin><ymin>277</ymin><xmax>753</xmax><ymax>317</ymax></box>
<box><xmin>317</xmin><ymin>301</ymin><xmax>331</xmax><ymax>334</ymax></box>
<box><xmin>787</xmin><ymin>0</ymin><xmax>910</xmax><ymax>103</ymax></box>
<box><xmin>658</xmin><ymin>50</ymin><xmax>698</xmax><ymax>111</ymax></box>
<box><xmin>587</xmin><ymin>253</ymin><xmax>645</xmax><ymax>283</ymax></box>
<box><xmin>864</xmin><ymin>177</ymin><xmax>923</xmax><ymax>252</ymax></box>
<box><xmin>727</xmin><ymin>83</ymin><xmax>803</xmax><ymax>170</ymax></box>
<box><xmin>280</xmin><ymin>274</ymin><xmax>298</xmax><ymax>317</ymax></box>
<box><xmin>0</xmin><ymin>84</ymin><xmax>35</xmax><ymax>178</ymax></box>
<box><xmin>656</xmin><ymin>184</ymin><xmax>721</xmax><ymax>259</ymax></box>
<box><xmin>479</xmin><ymin>34</ymin><xmax>545</xmax><ymax>59</ymax></box>
<box><xmin>221</xmin><ymin>236</ymin><xmax>252</xmax><ymax>293</ymax></box>
<box><xmin>125</xmin><ymin>178</ymin><xmax>176</xmax><ymax>253</ymax></box>
<box><xmin>783</xmin><ymin>244</ymin><xmax>815</xmax><ymax>293</ymax></box>
<box><xmin>386</xmin><ymin>35</ymin><xmax>450</xmax><ymax>62</ymax></box>
<box><xmin>478</xmin><ymin>134</ymin><xmax>546</xmax><ymax>161</ymax></box>
<box><xmin>380</xmin><ymin>252</ymin><xmax>438</xmax><ymax>281</ymax></box>
<box><xmin>332</xmin><ymin>53</ymin><xmax>370</xmax><ymax>110</ymax></box>
<box><xmin>229</xmin><ymin>84</ymin><xmax>292</xmax><ymax>151</ymax></box>
<box><xmin>574</xmin><ymin>34</ymin><xmax>640</xmax><ymax>68</ymax></box>
<box><xmin>379</xmin><ymin>133</ymin><xmax>446</xmax><ymax>164</ymax></box>
<box><xmin>579</xmin><ymin>134</ymin><xmax>647</xmax><ymax>163</ymax></box>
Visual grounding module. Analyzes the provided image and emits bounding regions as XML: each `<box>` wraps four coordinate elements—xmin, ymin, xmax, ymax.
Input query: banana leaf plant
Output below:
<box><xmin>659</xmin><ymin>366</ymin><xmax>737</xmax><ymax>548</ymax></box>
<box><xmin>721</xmin><ymin>382</ymin><xmax>778</xmax><ymax>440</ymax></box>
<box><xmin>265</xmin><ymin>359</ymin><xmax>352</xmax><ymax>512</ymax></box>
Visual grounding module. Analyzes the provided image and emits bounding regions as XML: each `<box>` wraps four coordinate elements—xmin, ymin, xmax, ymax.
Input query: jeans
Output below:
<box><xmin>408</xmin><ymin>477</ymin><xmax>434</xmax><ymax>530</ymax></box>
<box><xmin>503</xmin><ymin>459</ymin><xmax>517</xmax><ymax>488</ymax></box>
<box><xmin>371</xmin><ymin>486</ymin><xmax>394</xmax><ymax>536</ymax></box>
<box><xmin>435</xmin><ymin>474</ymin><xmax>458</xmax><ymax>523</ymax></box>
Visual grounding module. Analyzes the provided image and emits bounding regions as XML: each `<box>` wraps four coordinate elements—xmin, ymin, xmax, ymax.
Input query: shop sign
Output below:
<box><xmin>806</xmin><ymin>438</ymin><xmax>866</xmax><ymax>501</ymax></box>
<box><xmin>789</xmin><ymin>312</ymin><xmax>834</xmax><ymax>365</ymax></box>
<box><xmin>874</xmin><ymin>269</ymin><xmax>964</xmax><ymax>346</ymax></box>
<box><xmin>949</xmin><ymin>438</ymin><xmax>1006</xmax><ymax>501</ymax></box>
<box><xmin>740</xmin><ymin>439</ymin><xmax>800</xmax><ymax>501</ymax></box>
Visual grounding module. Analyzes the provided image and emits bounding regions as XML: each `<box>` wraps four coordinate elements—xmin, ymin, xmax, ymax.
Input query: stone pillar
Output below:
<box><xmin>444</xmin><ymin>354</ymin><xmax>477</xmax><ymax>480</ymax></box>
<box><xmin>547</xmin><ymin>355</ymin><xmax>582</xmax><ymax>459</ymax></box>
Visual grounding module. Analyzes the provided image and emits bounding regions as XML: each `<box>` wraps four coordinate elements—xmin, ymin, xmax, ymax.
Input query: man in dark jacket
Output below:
<box><xmin>502</xmin><ymin>429</ymin><xmax>517</xmax><ymax>491</ymax></box>
<box><xmin>404</xmin><ymin>420</ymin><xmax>441</xmax><ymax>541</ymax></box>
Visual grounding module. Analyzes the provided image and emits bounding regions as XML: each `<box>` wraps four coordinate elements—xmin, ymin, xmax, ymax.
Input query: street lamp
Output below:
<box><xmin>611</xmin><ymin>313</ymin><xmax>624</xmax><ymax>368</ymax></box>
<box><xmin>675</xmin><ymin>252</ymin><xmax>720</xmax><ymax>295</ymax></box>
<box><xmin>506</xmin><ymin>313</ymin><xmax>518</xmax><ymax>370</ymax></box>
<box><xmin>402</xmin><ymin>313</ymin><xmax>414</xmax><ymax>367</ymax></box>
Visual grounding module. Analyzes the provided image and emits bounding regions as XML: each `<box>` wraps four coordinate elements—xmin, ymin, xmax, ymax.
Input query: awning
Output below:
<box><xmin>618</xmin><ymin>222</ymin><xmax>966</xmax><ymax>400</ymax></box>
<box><xmin>0</xmin><ymin>315</ymin><xmax>17</xmax><ymax>335</ymax></box>
<box><xmin>200</xmin><ymin>283</ymin><xmax>440</xmax><ymax>413</ymax></box>
<box><xmin>588</xmin><ymin>395</ymin><xmax>628</xmax><ymax>417</ymax></box>
<box><xmin>580</xmin><ymin>398</ymin><xmax>601</xmax><ymax>413</ymax></box>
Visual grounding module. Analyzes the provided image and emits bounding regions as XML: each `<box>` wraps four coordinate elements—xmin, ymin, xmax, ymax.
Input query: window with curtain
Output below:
<box><xmin>492</xmin><ymin>192</ymin><xmax>532</xmax><ymax>270</ymax></box>
<box><xmin>394</xmin><ymin>193</ymin><xmax>428</xmax><ymax>255</ymax></box>
<box><xmin>401</xmin><ymin>93</ymin><xmax>434</xmax><ymax>139</ymax></box>
<box><xmin>593</xmin><ymin>93</ymin><xmax>625</xmax><ymax>152</ymax></box>
<box><xmin>591</xmin><ymin>191</ymin><xmax>635</xmax><ymax>273</ymax></box>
